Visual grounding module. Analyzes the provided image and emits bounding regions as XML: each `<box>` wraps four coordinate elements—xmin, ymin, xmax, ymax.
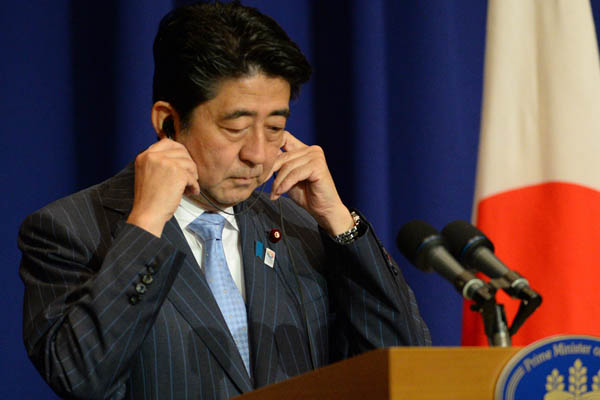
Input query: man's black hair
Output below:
<box><xmin>152</xmin><ymin>1</ymin><xmax>312</xmax><ymax>128</ymax></box>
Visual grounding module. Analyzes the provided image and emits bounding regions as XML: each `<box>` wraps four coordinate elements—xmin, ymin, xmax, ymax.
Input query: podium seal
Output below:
<box><xmin>495</xmin><ymin>335</ymin><xmax>600</xmax><ymax>399</ymax></box>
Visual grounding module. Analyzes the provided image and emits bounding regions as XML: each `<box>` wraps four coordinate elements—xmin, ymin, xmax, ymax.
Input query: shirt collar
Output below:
<box><xmin>178</xmin><ymin>195</ymin><xmax>239</xmax><ymax>232</ymax></box>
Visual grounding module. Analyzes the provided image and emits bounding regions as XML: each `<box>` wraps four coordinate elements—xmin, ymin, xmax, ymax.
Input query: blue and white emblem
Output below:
<box><xmin>496</xmin><ymin>335</ymin><xmax>600</xmax><ymax>399</ymax></box>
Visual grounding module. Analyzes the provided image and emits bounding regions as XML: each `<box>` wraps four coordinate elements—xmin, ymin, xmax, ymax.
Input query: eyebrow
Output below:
<box><xmin>221</xmin><ymin>108</ymin><xmax>290</xmax><ymax>120</ymax></box>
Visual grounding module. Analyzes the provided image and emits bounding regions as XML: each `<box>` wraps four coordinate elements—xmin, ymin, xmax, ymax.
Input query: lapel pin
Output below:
<box><xmin>269</xmin><ymin>228</ymin><xmax>282</xmax><ymax>243</ymax></box>
<box><xmin>264</xmin><ymin>248</ymin><xmax>275</xmax><ymax>268</ymax></box>
<box><xmin>255</xmin><ymin>240</ymin><xmax>264</xmax><ymax>258</ymax></box>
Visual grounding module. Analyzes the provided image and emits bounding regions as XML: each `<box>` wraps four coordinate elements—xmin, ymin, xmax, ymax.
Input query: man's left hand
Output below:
<box><xmin>268</xmin><ymin>131</ymin><xmax>354</xmax><ymax>237</ymax></box>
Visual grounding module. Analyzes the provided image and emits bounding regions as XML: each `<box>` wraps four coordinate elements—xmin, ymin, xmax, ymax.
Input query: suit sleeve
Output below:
<box><xmin>18</xmin><ymin>204</ymin><xmax>185</xmax><ymax>399</ymax></box>
<box><xmin>320</xmin><ymin>209</ymin><xmax>431</xmax><ymax>361</ymax></box>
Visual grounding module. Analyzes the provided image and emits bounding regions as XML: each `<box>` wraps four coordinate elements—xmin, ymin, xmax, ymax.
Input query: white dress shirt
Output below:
<box><xmin>173</xmin><ymin>195</ymin><xmax>246</xmax><ymax>301</ymax></box>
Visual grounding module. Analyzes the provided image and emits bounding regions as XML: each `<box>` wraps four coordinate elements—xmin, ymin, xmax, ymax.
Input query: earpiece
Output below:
<box><xmin>162</xmin><ymin>118</ymin><xmax>175</xmax><ymax>138</ymax></box>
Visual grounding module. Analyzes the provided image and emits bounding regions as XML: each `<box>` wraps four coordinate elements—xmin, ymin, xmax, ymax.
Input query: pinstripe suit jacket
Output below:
<box><xmin>19</xmin><ymin>163</ymin><xmax>430</xmax><ymax>400</ymax></box>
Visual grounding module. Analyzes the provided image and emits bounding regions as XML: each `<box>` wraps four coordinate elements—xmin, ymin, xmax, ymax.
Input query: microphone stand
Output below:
<box><xmin>475</xmin><ymin>300</ymin><xmax>511</xmax><ymax>347</ymax></box>
<box><xmin>469</xmin><ymin>282</ymin><xmax>511</xmax><ymax>347</ymax></box>
<box><xmin>470</xmin><ymin>276</ymin><xmax>542</xmax><ymax>347</ymax></box>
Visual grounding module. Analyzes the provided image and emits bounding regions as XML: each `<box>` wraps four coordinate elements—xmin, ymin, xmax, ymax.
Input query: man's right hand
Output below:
<box><xmin>126</xmin><ymin>138</ymin><xmax>200</xmax><ymax>237</ymax></box>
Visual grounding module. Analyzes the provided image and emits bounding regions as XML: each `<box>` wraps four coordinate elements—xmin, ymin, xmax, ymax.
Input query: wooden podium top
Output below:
<box><xmin>235</xmin><ymin>347</ymin><xmax>522</xmax><ymax>400</ymax></box>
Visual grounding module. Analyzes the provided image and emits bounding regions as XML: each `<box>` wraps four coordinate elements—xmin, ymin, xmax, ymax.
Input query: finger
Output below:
<box><xmin>263</xmin><ymin>148</ymin><xmax>284</xmax><ymax>183</ymax></box>
<box><xmin>271</xmin><ymin>164</ymin><xmax>315</xmax><ymax>201</ymax></box>
<box><xmin>147</xmin><ymin>137</ymin><xmax>180</xmax><ymax>152</ymax></box>
<box><xmin>148</xmin><ymin>138</ymin><xmax>195</xmax><ymax>158</ymax></box>
<box><xmin>270</xmin><ymin>146</ymin><xmax>309</xmax><ymax>178</ymax></box>
<box><xmin>280</xmin><ymin>131</ymin><xmax>308</xmax><ymax>152</ymax></box>
<box><xmin>272</xmin><ymin>151</ymin><xmax>311</xmax><ymax>189</ymax></box>
<box><xmin>273</xmin><ymin>144</ymin><xmax>326</xmax><ymax>183</ymax></box>
<box><xmin>271</xmin><ymin>154</ymin><xmax>318</xmax><ymax>198</ymax></box>
<box><xmin>147</xmin><ymin>141</ymin><xmax>197</xmax><ymax>168</ymax></box>
<box><xmin>171</xmin><ymin>157</ymin><xmax>199</xmax><ymax>181</ymax></box>
<box><xmin>142</xmin><ymin>148</ymin><xmax>197</xmax><ymax>175</ymax></box>
<box><xmin>184</xmin><ymin>173</ymin><xmax>201</xmax><ymax>196</ymax></box>
<box><xmin>160</xmin><ymin>146</ymin><xmax>195</xmax><ymax>162</ymax></box>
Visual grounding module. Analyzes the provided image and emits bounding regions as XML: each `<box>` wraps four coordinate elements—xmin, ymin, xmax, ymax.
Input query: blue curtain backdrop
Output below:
<box><xmin>2</xmin><ymin>1</ymin><xmax>600</xmax><ymax>398</ymax></box>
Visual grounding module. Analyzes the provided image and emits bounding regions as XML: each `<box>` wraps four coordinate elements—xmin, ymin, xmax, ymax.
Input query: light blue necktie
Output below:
<box><xmin>187</xmin><ymin>213</ymin><xmax>250</xmax><ymax>375</ymax></box>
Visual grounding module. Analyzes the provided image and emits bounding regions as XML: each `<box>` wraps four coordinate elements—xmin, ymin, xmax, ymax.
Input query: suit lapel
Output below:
<box><xmin>100</xmin><ymin>163</ymin><xmax>252</xmax><ymax>393</ymax></box>
<box><xmin>238</xmin><ymin>203</ymin><xmax>279</xmax><ymax>386</ymax></box>
<box><xmin>162</xmin><ymin>217</ymin><xmax>253</xmax><ymax>393</ymax></box>
<box><xmin>237</xmin><ymin>198</ymin><xmax>309</xmax><ymax>386</ymax></box>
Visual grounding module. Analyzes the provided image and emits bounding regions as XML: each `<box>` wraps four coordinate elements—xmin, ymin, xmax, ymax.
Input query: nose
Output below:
<box><xmin>239</xmin><ymin>128</ymin><xmax>266</xmax><ymax>166</ymax></box>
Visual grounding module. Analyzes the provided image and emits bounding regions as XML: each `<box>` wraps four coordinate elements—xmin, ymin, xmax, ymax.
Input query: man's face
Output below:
<box><xmin>177</xmin><ymin>73</ymin><xmax>291</xmax><ymax>209</ymax></box>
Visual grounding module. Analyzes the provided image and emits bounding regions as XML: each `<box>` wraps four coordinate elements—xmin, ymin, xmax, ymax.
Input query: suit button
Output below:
<box><xmin>391</xmin><ymin>266</ymin><xmax>398</xmax><ymax>275</ymax></box>
<box><xmin>142</xmin><ymin>274</ymin><xmax>154</xmax><ymax>285</ymax></box>
<box><xmin>129</xmin><ymin>295</ymin><xmax>140</xmax><ymax>305</ymax></box>
<box><xmin>136</xmin><ymin>283</ymin><xmax>147</xmax><ymax>294</ymax></box>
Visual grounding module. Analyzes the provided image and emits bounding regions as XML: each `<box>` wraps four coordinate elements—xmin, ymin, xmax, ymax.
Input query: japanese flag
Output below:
<box><xmin>463</xmin><ymin>0</ymin><xmax>600</xmax><ymax>345</ymax></box>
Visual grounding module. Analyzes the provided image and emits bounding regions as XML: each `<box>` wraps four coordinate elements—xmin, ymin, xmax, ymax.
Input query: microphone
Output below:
<box><xmin>396</xmin><ymin>220</ymin><xmax>494</xmax><ymax>303</ymax></box>
<box><xmin>441</xmin><ymin>220</ymin><xmax>540</xmax><ymax>302</ymax></box>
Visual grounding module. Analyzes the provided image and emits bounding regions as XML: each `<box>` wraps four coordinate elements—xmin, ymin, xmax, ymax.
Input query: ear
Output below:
<box><xmin>151</xmin><ymin>101</ymin><xmax>180</xmax><ymax>140</ymax></box>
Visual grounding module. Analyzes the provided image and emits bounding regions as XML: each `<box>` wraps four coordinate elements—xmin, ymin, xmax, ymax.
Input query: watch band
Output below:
<box><xmin>333</xmin><ymin>211</ymin><xmax>362</xmax><ymax>245</ymax></box>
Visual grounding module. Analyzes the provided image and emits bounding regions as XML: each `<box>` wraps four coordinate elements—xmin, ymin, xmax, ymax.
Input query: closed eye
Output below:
<box><xmin>222</xmin><ymin>126</ymin><xmax>248</xmax><ymax>134</ymax></box>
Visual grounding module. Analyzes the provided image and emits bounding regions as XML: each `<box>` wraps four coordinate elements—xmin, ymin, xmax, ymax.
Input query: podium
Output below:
<box><xmin>235</xmin><ymin>347</ymin><xmax>521</xmax><ymax>399</ymax></box>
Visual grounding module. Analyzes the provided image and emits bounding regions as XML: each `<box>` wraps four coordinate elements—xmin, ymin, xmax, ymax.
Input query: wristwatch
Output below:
<box><xmin>332</xmin><ymin>211</ymin><xmax>364</xmax><ymax>245</ymax></box>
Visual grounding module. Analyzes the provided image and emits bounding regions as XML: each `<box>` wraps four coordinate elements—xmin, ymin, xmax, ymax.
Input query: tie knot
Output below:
<box><xmin>188</xmin><ymin>212</ymin><xmax>226</xmax><ymax>240</ymax></box>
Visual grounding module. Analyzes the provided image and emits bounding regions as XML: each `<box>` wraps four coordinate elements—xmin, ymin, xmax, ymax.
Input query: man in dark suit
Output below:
<box><xmin>19</xmin><ymin>2</ymin><xmax>430</xmax><ymax>399</ymax></box>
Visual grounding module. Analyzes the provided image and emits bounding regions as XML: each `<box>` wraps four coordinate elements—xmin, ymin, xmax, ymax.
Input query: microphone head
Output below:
<box><xmin>441</xmin><ymin>220</ymin><xmax>494</xmax><ymax>262</ymax></box>
<box><xmin>396</xmin><ymin>220</ymin><xmax>444</xmax><ymax>272</ymax></box>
